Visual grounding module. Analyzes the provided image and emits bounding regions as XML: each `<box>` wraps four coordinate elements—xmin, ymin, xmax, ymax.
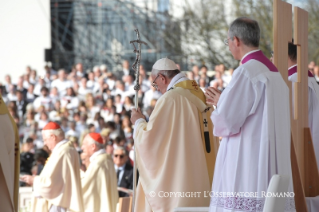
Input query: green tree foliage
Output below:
<box><xmin>306</xmin><ymin>0</ymin><xmax>319</xmax><ymax>64</ymax></box>
<box><xmin>181</xmin><ymin>0</ymin><xmax>234</xmax><ymax>68</ymax></box>
<box><xmin>176</xmin><ymin>0</ymin><xmax>318</xmax><ymax>69</ymax></box>
<box><xmin>232</xmin><ymin>0</ymin><xmax>273</xmax><ymax>59</ymax></box>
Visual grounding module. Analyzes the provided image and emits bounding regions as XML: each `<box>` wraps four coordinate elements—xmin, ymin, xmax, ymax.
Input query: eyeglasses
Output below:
<box><xmin>114</xmin><ymin>154</ymin><xmax>125</xmax><ymax>159</ymax></box>
<box><xmin>151</xmin><ymin>74</ymin><xmax>160</xmax><ymax>89</ymax></box>
<box><xmin>224</xmin><ymin>38</ymin><xmax>231</xmax><ymax>46</ymax></box>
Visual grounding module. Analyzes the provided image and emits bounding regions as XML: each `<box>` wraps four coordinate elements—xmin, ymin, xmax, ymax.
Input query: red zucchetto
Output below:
<box><xmin>43</xmin><ymin>122</ymin><xmax>61</xmax><ymax>130</ymax></box>
<box><xmin>88</xmin><ymin>132</ymin><xmax>103</xmax><ymax>144</ymax></box>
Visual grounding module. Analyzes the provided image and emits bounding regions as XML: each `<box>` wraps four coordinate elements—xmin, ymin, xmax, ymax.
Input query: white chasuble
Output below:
<box><xmin>32</xmin><ymin>141</ymin><xmax>84</xmax><ymax>212</ymax></box>
<box><xmin>209</xmin><ymin>50</ymin><xmax>295</xmax><ymax>212</ymax></box>
<box><xmin>81</xmin><ymin>153</ymin><xmax>118</xmax><ymax>212</ymax></box>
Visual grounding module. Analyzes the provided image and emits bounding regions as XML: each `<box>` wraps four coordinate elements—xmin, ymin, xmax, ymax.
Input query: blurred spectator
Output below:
<box><xmin>115</xmin><ymin>94</ymin><xmax>124</xmax><ymax>113</ymax></box>
<box><xmin>29</xmin><ymin>70</ymin><xmax>38</xmax><ymax>84</ymax></box>
<box><xmin>76</xmin><ymin>63</ymin><xmax>85</xmax><ymax>78</ymax></box>
<box><xmin>20</xmin><ymin>137</ymin><xmax>35</xmax><ymax>176</ymax></box>
<box><xmin>33</xmin><ymin>87</ymin><xmax>53</xmax><ymax>111</ymax></box>
<box><xmin>16</xmin><ymin>76</ymin><xmax>27</xmax><ymax>96</ymax></box>
<box><xmin>61</xmin><ymin>117</ymin><xmax>70</xmax><ymax>132</ymax></box>
<box><xmin>143</xmin><ymin>86</ymin><xmax>161</xmax><ymax>109</ymax></box>
<box><xmin>51</xmin><ymin>69</ymin><xmax>72</xmax><ymax>96</ymax></box>
<box><xmin>4</xmin><ymin>74</ymin><xmax>13</xmax><ymax>93</ymax></box>
<box><xmin>122</xmin><ymin>115</ymin><xmax>133</xmax><ymax>140</ymax></box>
<box><xmin>87</xmin><ymin>71</ymin><xmax>98</xmax><ymax>91</ymax></box>
<box><xmin>49</xmin><ymin>100</ymin><xmax>62</xmax><ymax>122</ymax></box>
<box><xmin>113</xmin><ymin>147</ymin><xmax>133</xmax><ymax>197</ymax></box>
<box><xmin>26</xmin><ymin>83</ymin><xmax>36</xmax><ymax>103</ymax></box>
<box><xmin>308</xmin><ymin>61</ymin><xmax>315</xmax><ymax>71</ymax></box>
<box><xmin>116</xmin><ymin>60</ymin><xmax>131</xmax><ymax>80</ymax></box>
<box><xmin>199</xmin><ymin>78</ymin><xmax>207</xmax><ymax>92</ymax></box>
<box><xmin>34</xmin><ymin>77</ymin><xmax>46</xmax><ymax>96</ymax></box>
<box><xmin>101</xmin><ymin>128</ymin><xmax>111</xmax><ymax>144</ymax></box>
<box><xmin>38</xmin><ymin>111</ymin><xmax>49</xmax><ymax>130</ymax></box>
<box><xmin>314</xmin><ymin>66</ymin><xmax>319</xmax><ymax>83</ymax></box>
<box><xmin>123</xmin><ymin>96</ymin><xmax>134</xmax><ymax>111</ymax></box>
<box><xmin>85</xmin><ymin>93</ymin><xmax>100</xmax><ymax>123</ymax></box>
<box><xmin>16</xmin><ymin>90</ymin><xmax>27</xmax><ymax>117</ymax></box>
<box><xmin>105</xmin><ymin>140</ymin><xmax>114</xmax><ymax>155</ymax></box>
<box><xmin>61</xmin><ymin>87</ymin><xmax>79</xmax><ymax>110</ymax></box>
<box><xmin>33</xmin><ymin>148</ymin><xmax>49</xmax><ymax>175</ymax></box>
<box><xmin>88</xmin><ymin>123</ymin><xmax>96</xmax><ymax>133</ymax></box>
<box><xmin>7</xmin><ymin>84</ymin><xmax>17</xmax><ymax>102</ymax></box>
<box><xmin>192</xmin><ymin>65</ymin><xmax>200</xmax><ymax>83</ymax></box>
<box><xmin>219</xmin><ymin>64</ymin><xmax>232</xmax><ymax>86</ymax></box>
<box><xmin>70</xmin><ymin>136</ymin><xmax>82</xmax><ymax>153</ymax></box>
<box><xmin>209</xmin><ymin>69</ymin><xmax>226</xmax><ymax>92</ymax></box>
<box><xmin>66</xmin><ymin>121</ymin><xmax>80</xmax><ymax>139</ymax></box>
<box><xmin>23</xmin><ymin>74</ymin><xmax>31</xmax><ymax>89</ymax></box>
<box><xmin>49</xmin><ymin>87</ymin><xmax>60</xmax><ymax>104</ymax></box>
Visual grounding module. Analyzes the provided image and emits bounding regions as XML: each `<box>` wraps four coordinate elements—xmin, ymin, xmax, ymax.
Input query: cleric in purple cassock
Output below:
<box><xmin>205</xmin><ymin>17</ymin><xmax>296</xmax><ymax>212</ymax></box>
<box><xmin>287</xmin><ymin>41</ymin><xmax>319</xmax><ymax>171</ymax></box>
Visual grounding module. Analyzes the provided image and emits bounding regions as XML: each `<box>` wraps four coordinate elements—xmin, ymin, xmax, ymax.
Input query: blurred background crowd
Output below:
<box><xmin>1</xmin><ymin>59</ymin><xmax>319</xmax><ymax>193</ymax></box>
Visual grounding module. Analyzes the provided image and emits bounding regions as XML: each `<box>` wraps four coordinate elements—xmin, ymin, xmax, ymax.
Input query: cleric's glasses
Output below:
<box><xmin>151</xmin><ymin>74</ymin><xmax>160</xmax><ymax>89</ymax></box>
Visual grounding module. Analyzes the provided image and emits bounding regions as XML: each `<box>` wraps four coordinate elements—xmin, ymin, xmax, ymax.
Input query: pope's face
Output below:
<box><xmin>151</xmin><ymin>74</ymin><xmax>167</xmax><ymax>94</ymax></box>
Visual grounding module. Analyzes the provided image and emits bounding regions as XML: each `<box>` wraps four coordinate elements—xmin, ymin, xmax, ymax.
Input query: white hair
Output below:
<box><xmin>100</xmin><ymin>64</ymin><xmax>108</xmax><ymax>71</ymax></box>
<box><xmin>93</xmin><ymin>66</ymin><xmax>100</xmax><ymax>72</ymax></box>
<box><xmin>86</xmin><ymin>135</ymin><xmax>103</xmax><ymax>149</ymax></box>
<box><xmin>58</xmin><ymin>69</ymin><xmax>65</xmax><ymax>74</ymax></box>
<box><xmin>43</xmin><ymin>129</ymin><xmax>65</xmax><ymax>139</ymax></box>
<box><xmin>114</xmin><ymin>146</ymin><xmax>127</xmax><ymax>155</ymax></box>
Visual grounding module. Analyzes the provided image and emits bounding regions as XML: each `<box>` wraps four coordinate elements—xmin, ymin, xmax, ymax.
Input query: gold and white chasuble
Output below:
<box><xmin>32</xmin><ymin>141</ymin><xmax>84</xmax><ymax>212</ymax></box>
<box><xmin>134</xmin><ymin>78</ymin><xmax>218</xmax><ymax>212</ymax></box>
<box><xmin>81</xmin><ymin>152</ymin><xmax>119</xmax><ymax>212</ymax></box>
<box><xmin>0</xmin><ymin>94</ymin><xmax>20</xmax><ymax>212</ymax></box>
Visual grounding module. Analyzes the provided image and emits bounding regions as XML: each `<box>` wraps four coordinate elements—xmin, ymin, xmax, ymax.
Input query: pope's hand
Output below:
<box><xmin>20</xmin><ymin>175</ymin><xmax>35</xmax><ymax>186</ymax></box>
<box><xmin>131</xmin><ymin>108</ymin><xmax>145</xmax><ymax>125</ymax></box>
<box><xmin>205</xmin><ymin>87</ymin><xmax>222</xmax><ymax>107</ymax></box>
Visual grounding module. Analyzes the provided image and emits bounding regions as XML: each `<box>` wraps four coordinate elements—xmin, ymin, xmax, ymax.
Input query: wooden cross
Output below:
<box><xmin>273</xmin><ymin>1</ymin><xmax>319</xmax><ymax>211</ymax></box>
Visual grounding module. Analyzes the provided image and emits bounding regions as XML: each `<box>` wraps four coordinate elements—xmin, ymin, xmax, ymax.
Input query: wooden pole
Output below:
<box><xmin>274</xmin><ymin>1</ymin><xmax>319</xmax><ymax>211</ymax></box>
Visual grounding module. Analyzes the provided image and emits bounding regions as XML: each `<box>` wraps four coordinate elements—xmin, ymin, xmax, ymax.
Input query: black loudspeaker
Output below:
<box><xmin>44</xmin><ymin>49</ymin><xmax>52</xmax><ymax>62</ymax></box>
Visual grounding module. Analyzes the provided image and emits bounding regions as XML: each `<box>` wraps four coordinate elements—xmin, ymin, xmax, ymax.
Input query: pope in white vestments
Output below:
<box><xmin>0</xmin><ymin>94</ymin><xmax>20</xmax><ymax>212</ymax></box>
<box><xmin>131</xmin><ymin>58</ymin><xmax>218</xmax><ymax>212</ymax></box>
<box><xmin>287</xmin><ymin>42</ymin><xmax>319</xmax><ymax>170</ymax></box>
<box><xmin>206</xmin><ymin>18</ymin><xmax>295</xmax><ymax>212</ymax></box>
<box><xmin>81</xmin><ymin>132</ymin><xmax>118</xmax><ymax>212</ymax></box>
<box><xmin>21</xmin><ymin>122</ymin><xmax>84</xmax><ymax>212</ymax></box>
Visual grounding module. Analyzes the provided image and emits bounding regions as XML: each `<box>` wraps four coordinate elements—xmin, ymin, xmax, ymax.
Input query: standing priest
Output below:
<box><xmin>288</xmin><ymin>41</ymin><xmax>319</xmax><ymax>170</ymax></box>
<box><xmin>81</xmin><ymin>132</ymin><xmax>118</xmax><ymax>212</ymax></box>
<box><xmin>21</xmin><ymin>122</ymin><xmax>84</xmax><ymax>212</ymax></box>
<box><xmin>0</xmin><ymin>94</ymin><xmax>20</xmax><ymax>212</ymax></box>
<box><xmin>131</xmin><ymin>57</ymin><xmax>217</xmax><ymax>212</ymax></box>
<box><xmin>206</xmin><ymin>17</ymin><xmax>294</xmax><ymax>212</ymax></box>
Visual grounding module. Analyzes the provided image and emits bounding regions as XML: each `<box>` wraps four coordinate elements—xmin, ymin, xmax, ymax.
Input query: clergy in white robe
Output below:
<box><xmin>81</xmin><ymin>132</ymin><xmax>118</xmax><ymax>212</ymax></box>
<box><xmin>21</xmin><ymin>122</ymin><xmax>84</xmax><ymax>212</ymax></box>
<box><xmin>287</xmin><ymin>42</ymin><xmax>319</xmax><ymax>170</ymax></box>
<box><xmin>206</xmin><ymin>17</ymin><xmax>295</xmax><ymax>212</ymax></box>
<box><xmin>131</xmin><ymin>58</ymin><xmax>218</xmax><ymax>212</ymax></box>
<box><xmin>0</xmin><ymin>94</ymin><xmax>20</xmax><ymax>212</ymax></box>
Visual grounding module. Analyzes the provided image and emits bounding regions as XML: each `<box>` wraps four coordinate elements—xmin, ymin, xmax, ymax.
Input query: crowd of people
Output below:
<box><xmin>0</xmin><ymin>60</ymin><xmax>234</xmax><ymax>192</ymax></box>
<box><xmin>2</xmin><ymin>57</ymin><xmax>319</xmax><ymax>193</ymax></box>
